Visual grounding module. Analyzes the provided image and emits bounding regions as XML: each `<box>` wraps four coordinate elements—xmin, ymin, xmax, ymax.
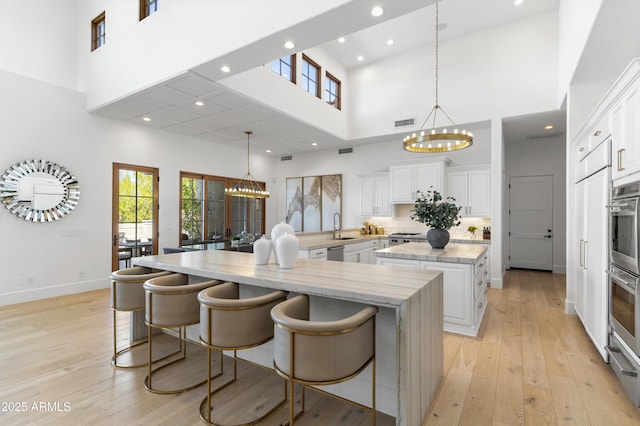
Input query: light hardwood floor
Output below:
<box><xmin>1</xmin><ymin>270</ymin><xmax>640</xmax><ymax>425</ymax></box>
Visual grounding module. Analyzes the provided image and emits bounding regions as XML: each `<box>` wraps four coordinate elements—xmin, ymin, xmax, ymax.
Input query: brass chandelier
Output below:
<box><xmin>225</xmin><ymin>131</ymin><xmax>270</xmax><ymax>198</ymax></box>
<box><xmin>403</xmin><ymin>0</ymin><xmax>473</xmax><ymax>153</ymax></box>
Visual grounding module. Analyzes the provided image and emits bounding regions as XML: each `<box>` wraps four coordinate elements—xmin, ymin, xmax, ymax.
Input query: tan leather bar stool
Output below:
<box><xmin>271</xmin><ymin>294</ymin><xmax>378</xmax><ymax>425</ymax></box>
<box><xmin>143</xmin><ymin>273</ymin><xmax>222</xmax><ymax>394</ymax></box>
<box><xmin>197</xmin><ymin>282</ymin><xmax>288</xmax><ymax>425</ymax></box>
<box><xmin>109</xmin><ymin>266</ymin><xmax>171</xmax><ymax>368</ymax></box>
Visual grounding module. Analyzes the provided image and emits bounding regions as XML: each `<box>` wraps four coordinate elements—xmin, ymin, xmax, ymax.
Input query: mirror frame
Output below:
<box><xmin>0</xmin><ymin>159</ymin><xmax>80</xmax><ymax>222</ymax></box>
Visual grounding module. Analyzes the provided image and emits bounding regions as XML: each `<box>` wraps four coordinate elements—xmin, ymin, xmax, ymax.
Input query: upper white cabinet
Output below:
<box><xmin>390</xmin><ymin>160</ymin><xmax>448</xmax><ymax>204</ymax></box>
<box><xmin>611</xmin><ymin>80</ymin><xmax>640</xmax><ymax>181</ymax></box>
<box><xmin>360</xmin><ymin>173</ymin><xmax>391</xmax><ymax>216</ymax></box>
<box><xmin>446</xmin><ymin>166</ymin><xmax>491</xmax><ymax>217</ymax></box>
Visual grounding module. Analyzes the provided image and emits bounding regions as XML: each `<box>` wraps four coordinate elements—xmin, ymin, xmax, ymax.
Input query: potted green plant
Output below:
<box><xmin>410</xmin><ymin>188</ymin><xmax>462</xmax><ymax>249</ymax></box>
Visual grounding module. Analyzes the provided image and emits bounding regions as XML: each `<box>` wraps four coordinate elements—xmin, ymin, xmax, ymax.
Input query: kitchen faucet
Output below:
<box><xmin>333</xmin><ymin>212</ymin><xmax>341</xmax><ymax>239</ymax></box>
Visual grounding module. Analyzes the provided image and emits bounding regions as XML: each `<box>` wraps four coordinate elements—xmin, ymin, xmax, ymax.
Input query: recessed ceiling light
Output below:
<box><xmin>514</xmin><ymin>0</ymin><xmax>524</xmax><ymax>5</ymax></box>
<box><xmin>312</xmin><ymin>142</ymin><xmax>318</xmax><ymax>146</ymax></box>
<box><xmin>143</xmin><ymin>116</ymin><xmax>151</xmax><ymax>122</ymax></box>
<box><xmin>284</xmin><ymin>41</ymin><xmax>295</xmax><ymax>49</ymax></box>
<box><xmin>545</xmin><ymin>125</ymin><xmax>554</xmax><ymax>130</ymax></box>
<box><xmin>195</xmin><ymin>101</ymin><xmax>204</xmax><ymax>106</ymax></box>
<box><xmin>357</xmin><ymin>55</ymin><xmax>364</xmax><ymax>62</ymax></box>
<box><xmin>338</xmin><ymin>37</ymin><xmax>346</xmax><ymax>43</ymax></box>
<box><xmin>266</xmin><ymin>149</ymin><xmax>272</xmax><ymax>153</ymax></box>
<box><xmin>386</xmin><ymin>39</ymin><xmax>395</xmax><ymax>46</ymax></box>
<box><xmin>220</xmin><ymin>65</ymin><xmax>231</xmax><ymax>73</ymax></box>
<box><xmin>371</xmin><ymin>6</ymin><xmax>384</xmax><ymax>17</ymax></box>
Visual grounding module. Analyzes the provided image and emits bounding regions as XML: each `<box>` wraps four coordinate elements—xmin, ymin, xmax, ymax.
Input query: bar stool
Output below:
<box><xmin>143</xmin><ymin>273</ymin><xmax>222</xmax><ymax>394</ymax></box>
<box><xmin>270</xmin><ymin>294</ymin><xmax>378</xmax><ymax>425</ymax></box>
<box><xmin>197</xmin><ymin>282</ymin><xmax>288</xmax><ymax>425</ymax></box>
<box><xmin>109</xmin><ymin>266</ymin><xmax>171</xmax><ymax>368</ymax></box>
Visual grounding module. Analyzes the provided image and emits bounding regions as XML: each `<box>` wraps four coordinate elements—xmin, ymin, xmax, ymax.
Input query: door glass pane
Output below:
<box><xmin>207</xmin><ymin>179</ymin><xmax>226</xmax><ymax>240</ymax></box>
<box><xmin>181</xmin><ymin>177</ymin><xmax>204</xmax><ymax>241</ymax></box>
<box><xmin>116</xmin><ymin>168</ymin><xmax>156</xmax><ymax>267</ymax></box>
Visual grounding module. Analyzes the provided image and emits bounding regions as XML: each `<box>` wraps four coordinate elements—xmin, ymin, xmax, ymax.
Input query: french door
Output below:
<box><xmin>112</xmin><ymin>163</ymin><xmax>159</xmax><ymax>271</ymax></box>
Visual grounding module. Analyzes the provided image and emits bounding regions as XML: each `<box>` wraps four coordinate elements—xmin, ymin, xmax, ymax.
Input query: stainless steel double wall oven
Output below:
<box><xmin>607</xmin><ymin>181</ymin><xmax>640</xmax><ymax>406</ymax></box>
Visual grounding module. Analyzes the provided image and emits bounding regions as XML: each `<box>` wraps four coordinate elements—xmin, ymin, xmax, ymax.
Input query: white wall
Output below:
<box><xmin>348</xmin><ymin>11</ymin><xmax>560</xmax><ymax>140</ymax></box>
<box><xmin>219</xmin><ymin>46</ymin><xmax>349</xmax><ymax>140</ymax></box>
<box><xmin>0</xmin><ymin>70</ymin><xmax>277</xmax><ymax>306</ymax></box>
<box><xmin>0</xmin><ymin>0</ymin><xmax>78</xmax><ymax>90</ymax></box>
<box><xmin>504</xmin><ymin>136</ymin><xmax>567</xmax><ymax>273</ymax></box>
<box><xmin>558</xmin><ymin>0</ymin><xmax>603</xmax><ymax>104</ymax></box>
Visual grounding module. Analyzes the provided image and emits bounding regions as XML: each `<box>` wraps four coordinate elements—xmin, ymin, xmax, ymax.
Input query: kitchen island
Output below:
<box><xmin>376</xmin><ymin>242</ymin><xmax>489</xmax><ymax>337</ymax></box>
<box><xmin>133</xmin><ymin>249</ymin><xmax>443</xmax><ymax>425</ymax></box>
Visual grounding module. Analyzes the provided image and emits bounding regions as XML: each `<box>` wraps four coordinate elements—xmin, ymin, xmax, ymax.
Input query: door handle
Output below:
<box><xmin>579</xmin><ymin>240</ymin><xmax>584</xmax><ymax>267</ymax></box>
<box><xmin>113</xmin><ymin>234</ymin><xmax>118</xmax><ymax>246</ymax></box>
<box><xmin>544</xmin><ymin>235</ymin><xmax>552</xmax><ymax>238</ymax></box>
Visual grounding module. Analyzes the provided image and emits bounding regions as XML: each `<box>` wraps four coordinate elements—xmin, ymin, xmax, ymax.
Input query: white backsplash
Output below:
<box><xmin>362</xmin><ymin>205</ymin><xmax>491</xmax><ymax>241</ymax></box>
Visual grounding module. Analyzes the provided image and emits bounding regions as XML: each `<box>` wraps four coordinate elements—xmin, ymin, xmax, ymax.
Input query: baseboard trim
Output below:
<box><xmin>0</xmin><ymin>278</ymin><xmax>109</xmax><ymax>307</ymax></box>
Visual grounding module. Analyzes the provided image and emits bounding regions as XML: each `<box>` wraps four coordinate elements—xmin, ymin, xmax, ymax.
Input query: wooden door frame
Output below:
<box><xmin>112</xmin><ymin>163</ymin><xmax>159</xmax><ymax>271</ymax></box>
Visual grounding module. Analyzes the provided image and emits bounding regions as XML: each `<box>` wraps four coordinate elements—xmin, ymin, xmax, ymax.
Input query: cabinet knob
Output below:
<box><xmin>594</xmin><ymin>130</ymin><xmax>601</xmax><ymax>137</ymax></box>
<box><xmin>478</xmin><ymin>280</ymin><xmax>483</xmax><ymax>286</ymax></box>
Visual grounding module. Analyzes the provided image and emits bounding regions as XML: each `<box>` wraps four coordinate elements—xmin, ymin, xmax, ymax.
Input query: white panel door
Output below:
<box><xmin>509</xmin><ymin>176</ymin><xmax>553</xmax><ymax>271</ymax></box>
<box><xmin>574</xmin><ymin>179</ymin><xmax>586</xmax><ymax>320</ymax></box>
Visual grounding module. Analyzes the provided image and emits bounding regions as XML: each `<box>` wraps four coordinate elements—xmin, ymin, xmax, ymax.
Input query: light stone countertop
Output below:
<box><xmin>375</xmin><ymin>242</ymin><xmax>487</xmax><ymax>264</ymax></box>
<box><xmin>133</xmin><ymin>249</ymin><xmax>437</xmax><ymax>308</ymax></box>
<box><xmin>297</xmin><ymin>234</ymin><xmax>387</xmax><ymax>250</ymax></box>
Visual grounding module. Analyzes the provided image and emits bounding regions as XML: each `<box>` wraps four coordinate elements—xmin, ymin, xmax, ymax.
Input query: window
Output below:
<box><xmin>91</xmin><ymin>12</ymin><xmax>106</xmax><ymax>51</ymax></box>
<box><xmin>179</xmin><ymin>172</ymin><xmax>265</xmax><ymax>248</ymax></box>
<box><xmin>325</xmin><ymin>72</ymin><xmax>341</xmax><ymax>110</ymax></box>
<box><xmin>271</xmin><ymin>54</ymin><xmax>296</xmax><ymax>83</ymax></box>
<box><xmin>301</xmin><ymin>54</ymin><xmax>320</xmax><ymax>98</ymax></box>
<box><xmin>140</xmin><ymin>0</ymin><xmax>159</xmax><ymax>21</ymax></box>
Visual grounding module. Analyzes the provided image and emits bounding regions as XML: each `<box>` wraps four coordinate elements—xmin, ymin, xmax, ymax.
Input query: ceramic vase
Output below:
<box><xmin>270</xmin><ymin>222</ymin><xmax>295</xmax><ymax>264</ymax></box>
<box><xmin>253</xmin><ymin>235</ymin><xmax>272</xmax><ymax>265</ymax></box>
<box><xmin>427</xmin><ymin>228</ymin><xmax>450</xmax><ymax>249</ymax></box>
<box><xmin>275</xmin><ymin>233</ymin><xmax>299</xmax><ymax>269</ymax></box>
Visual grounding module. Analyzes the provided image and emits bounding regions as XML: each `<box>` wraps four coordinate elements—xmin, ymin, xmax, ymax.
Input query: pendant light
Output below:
<box><xmin>403</xmin><ymin>0</ymin><xmax>473</xmax><ymax>153</ymax></box>
<box><xmin>225</xmin><ymin>131</ymin><xmax>270</xmax><ymax>198</ymax></box>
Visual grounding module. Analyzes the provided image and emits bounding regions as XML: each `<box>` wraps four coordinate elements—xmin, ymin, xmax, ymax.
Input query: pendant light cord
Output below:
<box><xmin>245</xmin><ymin>131</ymin><xmax>251</xmax><ymax>174</ymax></box>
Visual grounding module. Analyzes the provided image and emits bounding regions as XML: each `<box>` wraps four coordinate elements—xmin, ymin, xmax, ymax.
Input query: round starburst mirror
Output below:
<box><xmin>0</xmin><ymin>159</ymin><xmax>80</xmax><ymax>222</ymax></box>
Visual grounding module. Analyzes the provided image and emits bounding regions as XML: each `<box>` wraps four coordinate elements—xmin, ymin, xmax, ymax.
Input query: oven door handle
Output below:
<box><xmin>606</xmin><ymin>345</ymin><xmax>639</xmax><ymax>377</ymax></box>
<box><xmin>606</xmin><ymin>270</ymin><xmax>637</xmax><ymax>294</ymax></box>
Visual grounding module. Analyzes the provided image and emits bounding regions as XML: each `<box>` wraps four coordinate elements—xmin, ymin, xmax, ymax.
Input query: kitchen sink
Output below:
<box><xmin>334</xmin><ymin>237</ymin><xmax>356</xmax><ymax>240</ymax></box>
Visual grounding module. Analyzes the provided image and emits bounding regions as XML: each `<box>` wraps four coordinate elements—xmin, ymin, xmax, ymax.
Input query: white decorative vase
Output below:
<box><xmin>270</xmin><ymin>222</ymin><xmax>295</xmax><ymax>264</ymax></box>
<box><xmin>275</xmin><ymin>233</ymin><xmax>299</xmax><ymax>269</ymax></box>
<box><xmin>253</xmin><ymin>235</ymin><xmax>272</xmax><ymax>265</ymax></box>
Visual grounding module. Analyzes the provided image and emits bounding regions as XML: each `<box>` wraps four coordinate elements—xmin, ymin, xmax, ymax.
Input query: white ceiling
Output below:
<box><xmin>93</xmin><ymin>0</ymin><xmax>563</xmax><ymax>156</ymax></box>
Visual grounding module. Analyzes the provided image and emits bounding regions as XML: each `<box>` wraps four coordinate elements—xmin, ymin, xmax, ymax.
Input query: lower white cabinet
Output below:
<box><xmin>298</xmin><ymin>248</ymin><xmax>327</xmax><ymax>260</ymax></box>
<box><xmin>376</xmin><ymin>251</ymin><xmax>488</xmax><ymax>336</ymax></box>
<box><xmin>344</xmin><ymin>241</ymin><xmax>370</xmax><ymax>264</ymax></box>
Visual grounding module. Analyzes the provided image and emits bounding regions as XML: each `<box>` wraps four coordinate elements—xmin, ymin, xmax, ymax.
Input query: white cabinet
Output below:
<box><xmin>390</xmin><ymin>161</ymin><xmax>447</xmax><ymax>204</ymax></box>
<box><xmin>344</xmin><ymin>241</ymin><xmax>370</xmax><ymax>264</ymax></box>
<box><xmin>574</xmin><ymin>166</ymin><xmax>608</xmax><ymax>359</ymax></box>
<box><xmin>612</xmin><ymin>81</ymin><xmax>640</xmax><ymax>181</ymax></box>
<box><xmin>446</xmin><ymin>167</ymin><xmax>491</xmax><ymax>217</ymax></box>
<box><xmin>298</xmin><ymin>248</ymin><xmax>327</xmax><ymax>260</ymax></box>
<box><xmin>376</xmin><ymin>250</ymin><xmax>488</xmax><ymax>336</ymax></box>
<box><xmin>360</xmin><ymin>173</ymin><xmax>392</xmax><ymax>216</ymax></box>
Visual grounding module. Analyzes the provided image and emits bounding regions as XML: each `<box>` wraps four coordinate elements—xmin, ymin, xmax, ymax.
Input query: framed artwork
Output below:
<box><xmin>285</xmin><ymin>177</ymin><xmax>302</xmax><ymax>232</ymax></box>
<box><xmin>286</xmin><ymin>174</ymin><xmax>341</xmax><ymax>232</ymax></box>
